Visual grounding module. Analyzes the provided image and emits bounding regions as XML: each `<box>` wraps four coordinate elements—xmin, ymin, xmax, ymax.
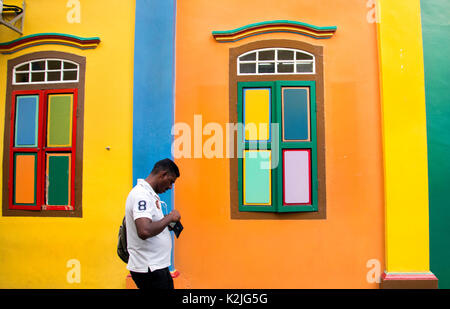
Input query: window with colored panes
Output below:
<box><xmin>10</xmin><ymin>89</ymin><xmax>77</xmax><ymax>210</ymax></box>
<box><xmin>237</xmin><ymin>81</ymin><xmax>318</xmax><ymax>212</ymax></box>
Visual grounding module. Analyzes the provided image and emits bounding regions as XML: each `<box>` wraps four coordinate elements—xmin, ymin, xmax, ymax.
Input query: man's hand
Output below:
<box><xmin>135</xmin><ymin>209</ymin><xmax>181</xmax><ymax>240</ymax></box>
<box><xmin>169</xmin><ymin>209</ymin><xmax>181</xmax><ymax>222</ymax></box>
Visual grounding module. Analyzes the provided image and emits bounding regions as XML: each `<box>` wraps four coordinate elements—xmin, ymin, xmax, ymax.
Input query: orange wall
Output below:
<box><xmin>173</xmin><ymin>0</ymin><xmax>383</xmax><ymax>288</ymax></box>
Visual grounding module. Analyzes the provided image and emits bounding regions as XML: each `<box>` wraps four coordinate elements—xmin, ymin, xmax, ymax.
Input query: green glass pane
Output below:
<box><xmin>47</xmin><ymin>155</ymin><xmax>70</xmax><ymax>205</ymax></box>
<box><xmin>243</xmin><ymin>150</ymin><xmax>271</xmax><ymax>205</ymax></box>
<box><xmin>47</xmin><ymin>94</ymin><xmax>73</xmax><ymax>147</ymax></box>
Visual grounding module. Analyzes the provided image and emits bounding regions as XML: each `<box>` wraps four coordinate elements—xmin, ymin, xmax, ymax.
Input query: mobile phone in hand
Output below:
<box><xmin>168</xmin><ymin>221</ymin><xmax>183</xmax><ymax>238</ymax></box>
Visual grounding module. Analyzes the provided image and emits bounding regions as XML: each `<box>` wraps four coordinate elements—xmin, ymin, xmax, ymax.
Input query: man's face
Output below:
<box><xmin>158</xmin><ymin>172</ymin><xmax>177</xmax><ymax>194</ymax></box>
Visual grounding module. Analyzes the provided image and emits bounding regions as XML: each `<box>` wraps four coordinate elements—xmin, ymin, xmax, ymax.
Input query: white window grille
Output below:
<box><xmin>13</xmin><ymin>59</ymin><xmax>79</xmax><ymax>84</ymax></box>
<box><xmin>238</xmin><ymin>48</ymin><xmax>315</xmax><ymax>75</ymax></box>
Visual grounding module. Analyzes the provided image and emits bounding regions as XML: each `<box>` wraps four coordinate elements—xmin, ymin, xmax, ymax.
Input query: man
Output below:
<box><xmin>125</xmin><ymin>158</ymin><xmax>181</xmax><ymax>289</ymax></box>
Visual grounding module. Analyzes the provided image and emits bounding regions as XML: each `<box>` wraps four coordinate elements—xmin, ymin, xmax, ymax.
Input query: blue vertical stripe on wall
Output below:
<box><xmin>133</xmin><ymin>0</ymin><xmax>177</xmax><ymax>272</ymax></box>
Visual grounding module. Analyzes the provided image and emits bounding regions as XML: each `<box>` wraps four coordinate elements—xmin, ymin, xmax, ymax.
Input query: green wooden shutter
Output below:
<box><xmin>237</xmin><ymin>81</ymin><xmax>318</xmax><ymax>213</ymax></box>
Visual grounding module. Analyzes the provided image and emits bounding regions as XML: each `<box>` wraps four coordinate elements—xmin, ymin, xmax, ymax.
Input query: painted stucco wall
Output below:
<box><xmin>132</xmin><ymin>0</ymin><xmax>177</xmax><ymax>274</ymax></box>
<box><xmin>0</xmin><ymin>0</ymin><xmax>135</xmax><ymax>288</ymax></box>
<box><xmin>376</xmin><ymin>0</ymin><xmax>431</xmax><ymax>275</ymax></box>
<box><xmin>1</xmin><ymin>0</ymin><xmax>440</xmax><ymax>289</ymax></box>
<box><xmin>421</xmin><ymin>0</ymin><xmax>450</xmax><ymax>289</ymax></box>
<box><xmin>172</xmin><ymin>0</ymin><xmax>384</xmax><ymax>288</ymax></box>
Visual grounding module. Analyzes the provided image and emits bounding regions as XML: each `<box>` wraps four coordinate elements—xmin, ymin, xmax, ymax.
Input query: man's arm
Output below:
<box><xmin>135</xmin><ymin>210</ymin><xmax>181</xmax><ymax>240</ymax></box>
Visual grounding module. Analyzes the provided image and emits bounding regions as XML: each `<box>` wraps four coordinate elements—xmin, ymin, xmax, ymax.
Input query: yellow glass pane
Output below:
<box><xmin>244</xmin><ymin>88</ymin><xmax>270</xmax><ymax>141</ymax></box>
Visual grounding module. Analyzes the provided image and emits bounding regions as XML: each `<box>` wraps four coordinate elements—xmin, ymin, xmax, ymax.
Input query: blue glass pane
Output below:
<box><xmin>283</xmin><ymin>88</ymin><xmax>309</xmax><ymax>141</ymax></box>
<box><xmin>15</xmin><ymin>95</ymin><xmax>39</xmax><ymax>147</ymax></box>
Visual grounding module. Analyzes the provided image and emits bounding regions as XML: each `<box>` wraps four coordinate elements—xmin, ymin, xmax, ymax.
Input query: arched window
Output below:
<box><xmin>13</xmin><ymin>59</ymin><xmax>79</xmax><ymax>84</ymax></box>
<box><xmin>238</xmin><ymin>48</ymin><xmax>315</xmax><ymax>75</ymax></box>
<box><xmin>229</xmin><ymin>40</ymin><xmax>326</xmax><ymax>220</ymax></box>
<box><xmin>3</xmin><ymin>51</ymin><xmax>85</xmax><ymax>217</ymax></box>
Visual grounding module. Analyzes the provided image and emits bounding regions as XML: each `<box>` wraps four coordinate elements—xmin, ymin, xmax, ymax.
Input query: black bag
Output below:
<box><xmin>117</xmin><ymin>216</ymin><xmax>129</xmax><ymax>263</ymax></box>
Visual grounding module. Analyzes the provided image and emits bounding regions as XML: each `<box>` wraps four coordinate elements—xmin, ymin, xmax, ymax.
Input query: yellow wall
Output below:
<box><xmin>0</xmin><ymin>0</ymin><xmax>135</xmax><ymax>288</ymax></box>
<box><xmin>377</xmin><ymin>0</ymin><xmax>431</xmax><ymax>273</ymax></box>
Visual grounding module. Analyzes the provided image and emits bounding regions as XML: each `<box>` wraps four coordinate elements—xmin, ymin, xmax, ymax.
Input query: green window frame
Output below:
<box><xmin>237</xmin><ymin>80</ymin><xmax>318</xmax><ymax>213</ymax></box>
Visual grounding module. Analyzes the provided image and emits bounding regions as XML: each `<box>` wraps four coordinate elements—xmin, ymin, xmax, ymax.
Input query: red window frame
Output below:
<box><xmin>9</xmin><ymin>89</ymin><xmax>78</xmax><ymax>211</ymax></box>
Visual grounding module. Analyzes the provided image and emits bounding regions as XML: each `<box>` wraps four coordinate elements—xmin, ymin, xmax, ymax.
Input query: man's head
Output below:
<box><xmin>147</xmin><ymin>158</ymin><xmax>180</xmax><ymax>194</ymax></box>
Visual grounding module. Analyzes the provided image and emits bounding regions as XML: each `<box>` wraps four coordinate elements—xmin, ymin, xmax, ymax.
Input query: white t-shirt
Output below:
<box><xmin>125</xmin><ymin>179</ymin><xmax>172</xmax><ymax>273</ymax></box>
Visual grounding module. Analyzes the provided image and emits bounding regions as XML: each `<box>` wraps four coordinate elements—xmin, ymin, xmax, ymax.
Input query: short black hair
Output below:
<box><xmin>151</xmin><ymin>158</ymin><xmax>180</xmax><ymax>177</ymax></box>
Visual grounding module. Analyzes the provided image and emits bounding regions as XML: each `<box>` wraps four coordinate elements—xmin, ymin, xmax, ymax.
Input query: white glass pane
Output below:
<box><xmin>31</xmin><ymin>72</ymin><xmax>45</xmax><ymax>82</ymax></box>
<box><xmin>63</xmin><ymin>62</ymin><xmax>77</xmax><ymax>69</ymax></box>
<box><xmin>278</xmin><ymin>62</ymin><xmax>294</xmax><ymax>73</ymax></box>
<box><xmin>63</xmin><ymin>70</ymin><xmax>77</xmax><ymax>81</ymax></box>
<box><xmin>240</xmin><ymin>63</ymin><xmax>256</xmax><ymax>74</ymax></box>
<box><xmin>240</xmin><ymin>52</ymin><xmax>256</xmax><ymax>61</ymax></box>
<box><xmin>296</xmin><ymin>62</ymin><xmax>314</xmax><ymax>73</ymax></box>
<box><xmin>31</xmin><ymin>61</ymin><xmax>45</xmax><ymax>71</ymax></box>
<box><xmin>259</xmin><ymin>50</ymin><xmax>275</xmax><ymax>61</ymax></box>
<box><xmin>296</xmin><ymin>52</ymin><xmax>313</xmax><ymax>60</ymax></box>
<box><xmin>15</xmin><ymin>73</ymin><xmax>29</xmax><ymax>83</ymax></box>
<box><xmin>47</xmin><ymin>60</ymin><xmax>62</xmax><ymax>70</ymax></box>
<box><xmin>258</xmin><ymin>62</ymin><xmax>275</xmax><ymax>73</ymax></box>
<box><xmin>47</xmin><ymin>71</ymin><xmax>62</xmax><ymax>81</ymax></box>
<box><xmin>16</xmin><ymin>63</ymin><xmax>29</xmax><ymax>72</ymax></box>
<box><xmin>278</xmin><ymin>50</ymin><xmax>294</xmax><ymax>60</ymax></box>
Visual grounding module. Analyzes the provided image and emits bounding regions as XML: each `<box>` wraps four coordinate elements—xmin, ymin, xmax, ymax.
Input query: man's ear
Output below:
<box><xmin>159</xmin><ymin>170</ymin><xmax>168</xmax><ymax>178</ymax></box>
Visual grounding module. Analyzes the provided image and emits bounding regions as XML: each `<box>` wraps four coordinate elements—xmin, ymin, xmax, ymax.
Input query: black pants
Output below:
<box><xmin>130</xmin><ymin>267</ymin><xmax>174</xmax><ymax>289</ymax></box>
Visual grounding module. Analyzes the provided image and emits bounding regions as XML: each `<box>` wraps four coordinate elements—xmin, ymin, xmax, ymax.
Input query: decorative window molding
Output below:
<box><xmin>13</xmin><ymin>59</ymin><xmax>79</xmax><ymax>84</ymax></box>
<box><xmin>2</xmin><ymin>51</ymin><xmax>85</xmax><ymax>217</ymax></box>
<box><xmin>0</xmin><ymin>33</ymin><xmax>100</xmax><ymax>54</ymax></box>
<box><xmin>229</xmin><ymin>39</ymin><xmax>326</xmax><ymax>220</ymax></box>
<box><xmin>213</xmin><ymin>20</ymin><xmax>337</xmax><ymax>43</ymax></box>
<box><xmin>238</xmin><ymin>48</ymin><xmax>315</xmax><ymax>75</ymax></box>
